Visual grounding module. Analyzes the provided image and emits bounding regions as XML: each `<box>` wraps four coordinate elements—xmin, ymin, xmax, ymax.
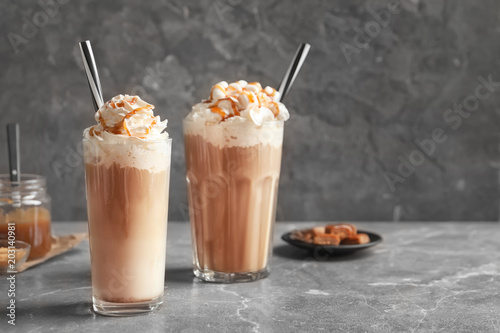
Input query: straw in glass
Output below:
<box><xmin>79</xmin><ymin>40</ymin><xmax>104</xmax><ymax>111</ymax></box>
<box><xmin>277</xmin><ymin>43</ymin><xmax>311</xmax><ymax>102</ymax></box>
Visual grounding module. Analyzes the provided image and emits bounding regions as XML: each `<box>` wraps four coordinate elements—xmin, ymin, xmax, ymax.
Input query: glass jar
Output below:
<box><xmin>0</xmin><ymin>174</ymin><xmax>52</xmax><ymax>259</ymax></box>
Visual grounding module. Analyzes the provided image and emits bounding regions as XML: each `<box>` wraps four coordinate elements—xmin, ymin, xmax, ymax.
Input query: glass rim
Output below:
<box><xmin>0</xmin><ymin>174</ymin><xmax>46</xmax><ymax>187</ymax></box>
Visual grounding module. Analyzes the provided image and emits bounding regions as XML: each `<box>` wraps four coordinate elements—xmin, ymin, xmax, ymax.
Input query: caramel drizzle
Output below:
<box><xmin>265</xmin><ymin>87</ymin><xmax>277</xmax><ymax>97</ymax></box>
<box><xmin>247</xmin><ymin>82</ymin><xmax>262</xmax><ymax>90</ymax></box>
<box><xmin>210</xmin><ymin>84</ymin><xmax>226</xmax><ymax>100</ymax></box>
<box><xmin>269</xmin><ymin>101</ymin><xmax>279</xmax><ymax>117</ymax></box>
<box><xmin>207</xmin><ymin>82</ymin><xmax>281</xmax><ymax>121</ymax></box>
<box><xmin>255</xmin><ymin>92</ymin><xmax>263</xmax><ymax>108</ymax></box>
<box><xmin>241</xmin><ymin>90</ymin><xmax>255</xmax><ymax>104</ymax></box>
<box><xmin>209</xmin><ymin>97</ymin><xmax>240</xmax><ymax>120</ymax></box>
<box><xmin>92</xmin><ymin>100</ymin><xmax>156</xmax><ymax>138</ymax></box>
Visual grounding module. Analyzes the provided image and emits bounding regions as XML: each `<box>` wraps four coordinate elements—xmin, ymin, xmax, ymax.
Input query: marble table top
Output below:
<box><xmin>2</xmin><ymin>221</ymin><xmax>499</xmax><ymax>333</ymax></box>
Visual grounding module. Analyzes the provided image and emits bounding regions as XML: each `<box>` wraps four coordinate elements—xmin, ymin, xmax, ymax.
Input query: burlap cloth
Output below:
<box><xmin>16</xmin><ymin>233</ymin><xmax>88</xmax><ymax>272</ymax></box>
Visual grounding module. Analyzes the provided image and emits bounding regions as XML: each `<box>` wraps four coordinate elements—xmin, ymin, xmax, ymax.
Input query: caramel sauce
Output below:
<box><xmin>209</xmin><ymin>98</ymin><xmax>240</xmax><ymax>120</ymax></box>
<box><xmin>210</xmin><ymin>84</ymin><xmax>226</xmax><ymax>100</ymax></box>
<box><xmin>206</xmin><ymin>81</ymin><xmax>282</xmax><ymax>121</ymax></box>
<box><xmin>256</xmin><ymin>92</ymin><xmax>262</xmax><ymax>107</ymax></box>
<box><xmin>265</xmin><ymin>87</ymin><xmax>277</xmax><ymax>97</ymax></box>
<box><xmin>124</xmin><ymin>106</ymin><xmax>150</xmax><ymax>118</ymax></box>
<box><xmin>97</xmin><ymin>102</ymin><xmax>156</xmax><ymax>138</ymax></box>
<box><xmin>140</xmin><ymin>118</ymin><xmax>157</xmax><ymax>137</ymax></box>
<box><xmin>98</xmin><ymin>111</ymin><xmax>108</xmax><ymax>128</ymax></box>
<box><xmin>0</xmin><ymin>207</ymin><xmax>52</xmax><ymax>259</ymax></box>
<box><xmin>108</xmin><ymin>98</ymin><xmax>141</xmax><ymax>110</ymax></box>
<box><xmin>241</xmin><ymin>91</ymin><xmax>255</xmax><ymax>103</ymax></box>
<box><xmin>210</xmin><ymin>106</ymin><xmax>227</xmax><ymax>119</ymax></box>
<box><xmin>122</xmin><ymin>118</ymin><xmax>132</xmax><ymax>136</ymax></box>
<box><xmin>248</xmin><ymin>82</ymin><xmax>262</xmax><ymax>90</ymax></box>
<box><xmin>269</xmin><ymin>101</ymin><xmax>279</xmax><ymax>116</ymax></box>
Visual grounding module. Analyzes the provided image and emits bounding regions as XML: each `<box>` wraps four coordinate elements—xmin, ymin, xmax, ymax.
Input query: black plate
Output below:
<box><xmin>281</xmin><ymin>230</ymin><xmax>383</xmax><ymax>255</ymax></box>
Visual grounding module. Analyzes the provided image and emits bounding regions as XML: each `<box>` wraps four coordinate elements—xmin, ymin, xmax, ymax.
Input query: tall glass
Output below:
<box><xmin>83</xmin><ymin>138</ymin><xmax>171</xmax><ymax>316</ymax></box>
<box><xmin>184</xmin><ymin>119</ymin><xmax>284</xmax><ymax>283</ymax></box>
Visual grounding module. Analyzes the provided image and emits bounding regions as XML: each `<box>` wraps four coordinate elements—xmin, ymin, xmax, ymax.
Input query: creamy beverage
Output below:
<box><xmin>83</xmin><ymin>94</ymin><xmax>171</xmax><ymax>315</ymax></box>
<box><xmin>184</xmin><ymin>80</ymin><xmax>289</xmax><ymax>282</ymax></box>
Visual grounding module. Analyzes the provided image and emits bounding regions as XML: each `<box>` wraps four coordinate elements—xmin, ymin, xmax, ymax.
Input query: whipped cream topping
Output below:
<box><xmin>186</xmin><ymin>80</ymin><xmax>290</xmax><ymax>127</ymax></box>
<box><xmin>84</xmin><ymin>94</ymin><xmax>168</xmax><ymax>141</ymax></box>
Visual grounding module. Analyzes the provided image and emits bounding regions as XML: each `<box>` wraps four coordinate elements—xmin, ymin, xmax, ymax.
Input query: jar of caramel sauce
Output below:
<box><xmin>0</xmin><ymin>174</ymin><xmax>52</xmax><ymax>259</ymax></box>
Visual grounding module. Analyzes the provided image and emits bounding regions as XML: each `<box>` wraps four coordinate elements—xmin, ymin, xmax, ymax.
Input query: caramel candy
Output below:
<box><xmin>341</xmin><ymin>233</ymin><xmax>370</xmax><ymax>245</ymax></box>
<box><xmin>302</xmin><ymin>232</ymin><xmax>313</xmax><ymax>243</ymax></box>
<box><xmin>291</xmin><ymin>224</ymin><xmax>370</xmax><ymax>246</ymax></box>
<box><xmin>291</xmin><ymin>230</ymin><xmax>313</xmax><ymax>243</ymax></box>
<box><xmin>313</xmin><ymin>233</ymin><xmax>340</xmax><ymax>246</ymax></box>
<box><xmin>325</xmin><ymin>224</ymin><xmax>357</xmax><ymax>240</ymax></box>
<box><xmin>312</xmin><ymin>226</ymin><xmax>326</xmax><ymax>236</ymax></box>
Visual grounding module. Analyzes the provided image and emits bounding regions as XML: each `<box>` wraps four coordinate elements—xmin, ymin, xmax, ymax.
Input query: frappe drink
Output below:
<box><xmin>83</xmin><ymin>94</ymin><xmax>171</xmax><ymax>315</ymax></box>
<box><xmin>184</xmin><ymin>80</ymin><xmax>289</xmax><ymax>282</ymax></box>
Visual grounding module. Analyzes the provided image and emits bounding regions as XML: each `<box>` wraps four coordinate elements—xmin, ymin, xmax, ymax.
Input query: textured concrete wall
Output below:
<box><xmin>1</xmin><ymin>0</ymin><xmax>499</xmax><ymax>221</ymax></box>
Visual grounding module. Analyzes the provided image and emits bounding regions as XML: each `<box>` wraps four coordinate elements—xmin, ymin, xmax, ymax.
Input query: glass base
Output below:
<box><xmin>92</xmin><ymin>294</ymin><xmax>163</xmax><ymax>317</ymax></box>
<box><xmin>194</xmin><ymin>266</ymin><xmax>270</xmax><ymax>283</ymax></box>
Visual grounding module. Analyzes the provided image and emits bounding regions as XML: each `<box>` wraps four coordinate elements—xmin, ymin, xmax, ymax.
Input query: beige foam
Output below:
<box><xmin>183</xmin><ymin>118</ymin><xmax>284</xmax><ymax>148</ymax></box>
<box><xmin>83</xmin><ymin>137</ymin><xmax>171</xmax><ymax>172</ymax></box>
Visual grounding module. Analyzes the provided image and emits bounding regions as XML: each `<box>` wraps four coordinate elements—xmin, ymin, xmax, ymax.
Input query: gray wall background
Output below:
<box><xmin>1</xmin><ymin>0</ymin><xmax>500</xmax><ymax>222</ymax></box>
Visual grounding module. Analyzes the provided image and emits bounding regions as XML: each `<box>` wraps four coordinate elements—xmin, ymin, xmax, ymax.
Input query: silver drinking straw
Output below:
<box><xmin>277</xmin><ymin>43</ymin><xmax>311</xmax><ymax>102</ymax></box>
<box><xmin>6</xmin><ymin>123</ymin><xmax>20</xmax><ymax>182</ymax></box>
<box><xmin>6</xmin><ymin>123</ymin><xmax>22</xmax><ymax>208</ymax></box>
<box><xmin>79</xmin><ymin>40</ymin><xmax>104</xmax><ymax>111</ymax></box>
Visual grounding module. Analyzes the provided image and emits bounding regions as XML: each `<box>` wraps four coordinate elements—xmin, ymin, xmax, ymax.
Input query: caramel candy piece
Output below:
<box><xmin>302</xmin><ymin>232</ymin><xmax>313</xmax><ymax>243</ymax></box>
<box><xmin>291</xmin><ymin>230</ymin><xmax>313</xmax><ymax>243</ymax></box>
<box><xmin>325</xmin><ymin>224</ymin><xmax>357</xmax><ymax>240</ymax></box>
<box><xmin>313</xmin><ymin>233</ymin><xmax>340</xmax><ymax>246</ymax></box>
<box><xmin>341</xmin><ymin>233</ymin><xmax>370</xmax><ymax>245</ymax></box>
<box><xmin>312</xmin><ymin>226</ymin><xmax>326</xmax><ymax>236</ymax></box>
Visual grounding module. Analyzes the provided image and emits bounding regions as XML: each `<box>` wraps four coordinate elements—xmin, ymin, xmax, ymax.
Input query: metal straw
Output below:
<box><xmin>6</xmin><ymin>123</ymin><xmax>20</xmax><ymax>182</ymax></box>
<box><xmin>277</xmin><ymin>43</ymin><xmax>311</xmax><ymax>102</ymax></box>
<box><xmin>79</xmin><ymin>40</ymin><xmax>104</xmax><ymax>111</ymax></box>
